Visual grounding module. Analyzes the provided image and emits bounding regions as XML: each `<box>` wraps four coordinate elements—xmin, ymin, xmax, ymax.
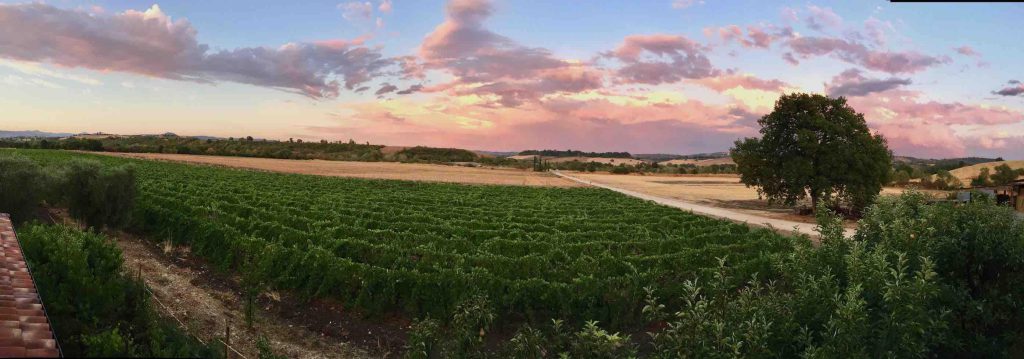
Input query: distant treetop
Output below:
<box><xmin>518</xmin><ymin>149</ymin><xmax>632</xmax><ymax>158</ymax></box>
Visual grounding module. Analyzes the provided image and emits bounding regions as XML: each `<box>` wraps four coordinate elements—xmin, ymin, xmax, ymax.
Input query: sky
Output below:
<box><xmin>0</xmin><ymin>0</ymin><xmax>1022</xmax><ymax>159</ymax></box>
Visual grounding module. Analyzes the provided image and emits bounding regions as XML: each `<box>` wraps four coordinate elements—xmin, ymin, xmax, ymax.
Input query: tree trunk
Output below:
<box><xmin>811</xmin><ymin>191</ymin><xmax>819</xmax><ymax>212</ymax></box>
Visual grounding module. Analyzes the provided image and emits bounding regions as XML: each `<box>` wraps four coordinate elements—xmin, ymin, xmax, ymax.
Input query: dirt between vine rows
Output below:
<box><xmin>46</xmin><ymin>210</ymin><xmax>409</xmax><ymax>359</ymax></box>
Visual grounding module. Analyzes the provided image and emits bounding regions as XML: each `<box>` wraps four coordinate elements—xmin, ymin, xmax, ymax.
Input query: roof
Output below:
<box><xmin>0</xmin><ymin>215</ymin><xmax>60</xmax><ymax>358</ymax></box>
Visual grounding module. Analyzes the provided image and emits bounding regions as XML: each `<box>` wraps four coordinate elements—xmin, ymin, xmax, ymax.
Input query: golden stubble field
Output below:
<box><xmin>570</xmin><ymin>172</ymin><xmax>946</xmax><ymax>225</ymax></box>
<box><xmin>90</xmin><ymin>152</ymin><xmax>581</xmax><ymax>187</ymax></box>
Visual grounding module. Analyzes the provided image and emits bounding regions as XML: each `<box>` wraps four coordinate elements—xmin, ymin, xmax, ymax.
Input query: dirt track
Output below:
<box><xmin>89</xmin><ymin>152</ymin><xmax>579</xmax><ymax>187</ymax></box>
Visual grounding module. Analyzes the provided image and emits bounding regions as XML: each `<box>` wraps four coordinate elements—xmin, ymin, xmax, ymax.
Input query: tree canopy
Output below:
<box><xmin>991</xmin><ymin>163</ymin><xmax>1024</xmax><ymax>185</ymax></box>
<box><xmin>731</xmin><ymin>93</ymin><xmax>892</xmax><ymax>212</ymax></box>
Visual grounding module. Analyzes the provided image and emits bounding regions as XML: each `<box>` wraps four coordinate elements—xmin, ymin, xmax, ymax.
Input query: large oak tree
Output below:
<box><xmin>731</xmin><ymin>93</ymin><xmax>891</xmax><ymax>212</ymax></box>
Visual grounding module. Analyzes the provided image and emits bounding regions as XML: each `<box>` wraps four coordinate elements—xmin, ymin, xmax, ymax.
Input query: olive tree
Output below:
<box><xmin>731</xmin><ymin>93</ymin><xmax>892</xmax><ymax>212</ymax></box>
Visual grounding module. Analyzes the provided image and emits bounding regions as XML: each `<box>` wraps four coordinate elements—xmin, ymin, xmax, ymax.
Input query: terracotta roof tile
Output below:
<box><xmin>0</xmin><ymin>215</ymin><xmax>60</xmax><ymax>358</ymax></box>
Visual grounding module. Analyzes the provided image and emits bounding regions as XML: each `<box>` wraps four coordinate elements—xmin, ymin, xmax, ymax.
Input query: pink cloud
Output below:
<box><xmin>954</xmin><ymin>45</ymin><xmax>980</xmax><ymax>57</ymax></box>
<box><xmin>850</xmin><ymin>90</ymin><xmax>1021</xmax><ymax>126</ymax></box>
<box><xmin>785</xmin><ymin>36</ymin><xmax>948</xmax><ymax>74</ymax></box>
<box><xmin>410</xmin><ymin>0</ymin><xmax>606</xmax><ymax>106</ymax></box>
<box><xmin>843</xmin><ymin>89</ymin><xmax>1024</xmax><ymax>157</ymax></box>
<box><xmin>419</xmin><ymin>0</ymin><xmax>507</xmax><ymax>61</ymax></box>
<box><xmin>860</xmin><ymin>17</ymin><xmax>892</xmax><ymax>46</ymax></box>
<box><xmin>965</xmin><ymin>134</ymin><xmax>1024</xmax><ymax>158</ymax></box>
<box><xmin>706</xmin><ymin>24</ymin><xmax>792</xmax><ymax>49</ymax></box>
<box><xmin>323</xmin><ymin>89</ymin><xmax>762</xmax><ymax>153</ymax></box>
<box><xmin>339</xmin><ymin>2</ymin><xmax>373</xmax><ymax>22</ymax></box>
<box><xmin>604</xmin><ymin>34</ymin><xmax>719</xmax><ymax>84</ymax></box>
<box><xmin>0</xmin><ymin>3</ymin><xmax>392</xmax><ymax>98</ymax></box>
<box><xmin>805</xmin><ymin>5</ymin><xmax>843</xmax><ymax>32</ymax></box>
<box><xmin>871</xmin><ymin>121</ymin><xmax>967</xmax><ymax>158</ymax></box>
<box><xmin>379</xmin><ymin>0</ymin><xmax>392</xmax><ymax>13</ymax></box>
<box><xmin>695</xmin><ymin>74</ymin><xmax>789</xmax><ymax>92</ymax></box>
<box><xmin>992</xmin><ymin>80</ymin><xmax>1024</xmax><ymax>97</ymax></box>
<box><xmin>824</xmin><ymin>68</ymin><xmax>910</xmax><ymax>97</ymax></box>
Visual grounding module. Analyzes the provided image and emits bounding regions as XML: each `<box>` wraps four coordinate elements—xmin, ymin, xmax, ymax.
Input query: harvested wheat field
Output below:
<box><xmin>569</xmin><ymin>172</ymin><xmax>941</xmax><ymax>225</ymax></box>
<box><xmin>572</xmin><ymin>172</ymin><xmax>756</xmax><ymax>204</ymax></box>
<box><xmin>90</xmin><ymin>152</ymin><xmax>580</xmax><ymax>187</ymax></box>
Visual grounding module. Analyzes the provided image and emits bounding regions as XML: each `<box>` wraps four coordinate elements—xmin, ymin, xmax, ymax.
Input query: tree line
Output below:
<box><xmin>518</xmin><ymin>149</ymin><xmax>633</xmax><ymax>158</ymax></box>
<box><xmin>0</xmin><ymin>135</ymin><xmax>488</xmax><ymax>164</ymax></box>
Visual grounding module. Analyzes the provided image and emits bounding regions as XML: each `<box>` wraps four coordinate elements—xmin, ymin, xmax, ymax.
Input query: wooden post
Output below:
<box><xmin>225</xmin><ymin>319</ymin><xmax>231</xmax><ymax>359</ymax></box>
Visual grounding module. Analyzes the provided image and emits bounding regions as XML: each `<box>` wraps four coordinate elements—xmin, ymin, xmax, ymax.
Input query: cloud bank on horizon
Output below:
<box><xmin>0</xmin><ymin>0</ymin><xmax>1021</xmax><ymax>159</ymax></box>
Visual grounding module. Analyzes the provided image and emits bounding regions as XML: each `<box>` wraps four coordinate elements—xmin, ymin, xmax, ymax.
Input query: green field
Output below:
<box><xmin>9</xmin><ymin>149</ymin><xmax>791</xmax><ymax>326</ymax></box>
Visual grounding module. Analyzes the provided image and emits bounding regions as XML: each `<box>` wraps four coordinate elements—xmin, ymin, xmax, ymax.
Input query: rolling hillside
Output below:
<box><xmin>950</xmin><ymin>160</ymin><xmax>1024</xmax><ymax>184</ymax></box>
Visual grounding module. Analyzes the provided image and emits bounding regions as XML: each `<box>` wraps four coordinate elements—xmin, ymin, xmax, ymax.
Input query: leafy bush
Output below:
<box><xmin>62</xmin><ymin>160</ymin><xmax>137</xmax><ymax>229</ymax></box>
<box><xmin>19</xmin><ymin>224</ymin><xmax>218</xmax><ymax>357</ymax></box>
<box><xmin>610</xmin><ymin>165</ymin><xmax>633</xmax><ymax>174</ymax></box>
<box><xmin>396</xmin><ymin>146</ymin><xmax>479</xmax><ymax>163</ymax></box>
<box><xmin>921</xmin><ymin>170</ymin><xmax>962</xmax><ymax>190</ymax></box>
<box><xmin>891</xmin><ymin>169</ymin><xmax>912</xmax><ymax>186</ymax></box>
<box><xmin>405</xmin><ymin>295</ymin><xmax>496</xmax><ymax>358</ymax></box>
<box><xmin>972</xmin><ymin>167</ymin><xmax>993</xmax><ymax>187</ymax></box>
<box><xmin>992</xmin><ymin>164</ymin><xmax>1024</xmax><ymax>185</ymax></box>
<box><xmin>569</xmin><ymin>321</ymin><xmax>635</xmax><ymax>359</ymax></box>
<box><xmin>406</xmin><ymin>317</ymin><xmax>441</xmax><ymax>359</ymax></box>
<box><xmin>857</xmin><ymin>191</ymin><xmax>1024</xmax><ymax>356</ymax></box>
<box><xmin>0</xmin><ymin>154</ymin><xmax>45</xmax><ymax>222</ymax></box>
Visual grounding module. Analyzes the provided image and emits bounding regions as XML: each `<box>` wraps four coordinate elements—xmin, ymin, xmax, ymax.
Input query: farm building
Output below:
<box><xmin>960</xmin><ymin>179</ymin><xmax>1024</xmax><ymax>213</ymax></box>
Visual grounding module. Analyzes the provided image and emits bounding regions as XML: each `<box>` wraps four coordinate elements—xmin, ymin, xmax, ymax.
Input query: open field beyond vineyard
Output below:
<box><xmin>567</xmin><ymin>172</ymin><xmax>947</xmax><ymax>226</ymax></box>
<box><xmin>88</xmin><ymin>151</ymin><xmax>579</xmax><ymax>187</ymax></box>
<box><xmin>10</xmin><ymin>150</ymin><xmax>793</xmax><ymax>332</ymax></box>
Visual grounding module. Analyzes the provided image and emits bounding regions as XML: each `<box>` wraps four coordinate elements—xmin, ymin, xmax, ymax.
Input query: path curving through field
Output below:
<box><xmin>552</xmin><ymin>171</ymin><xmax>856</xmax><ymax>238</ymax></box>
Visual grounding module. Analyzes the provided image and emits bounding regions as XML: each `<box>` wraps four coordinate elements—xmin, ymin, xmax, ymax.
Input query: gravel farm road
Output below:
<box><xmin>552</xmin><ymin>171</ymin><xmax>856</xmax><ymax>239</ymax></box>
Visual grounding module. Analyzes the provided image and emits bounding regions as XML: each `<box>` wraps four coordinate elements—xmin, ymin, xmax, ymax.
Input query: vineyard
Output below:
<box><xmin>6</xmin><ymin>149</ymin><xmax>1024</xmax><ymax>357</ymax></box>
<box><xmin>10</xmin><ymin>149</ymin><xmax>792</xmax><ymax>327</ymax></box>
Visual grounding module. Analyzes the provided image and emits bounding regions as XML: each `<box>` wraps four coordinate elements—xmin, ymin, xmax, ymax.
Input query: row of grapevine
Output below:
<box><xmin>10</xmin><ymin>149</ymin><xmax>794</xmax><ymax>327</ymax></box>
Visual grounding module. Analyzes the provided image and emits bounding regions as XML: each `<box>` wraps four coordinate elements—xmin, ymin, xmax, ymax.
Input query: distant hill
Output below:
<box><xmin>476</xmin><ymin>150</ymin><xmax>518</xmax><ymax>157</ymax></box>
<box><xmin>895</xmin><ymin>156</ymin><xmax>1001</xmax><ymax>167</ymax></box>
<box><xmin>0</xmin><ymin>130</ymin><xmax>73</xmax><ymax>138</ymax></box>
<box><xmin>519</xmin><ymin>149</ymin><xmax>632</xmax><ymax>158</ymax></box>
<box><xmin>634</xmin><ymin>152</ymin><xmax>728</xmax><ymax>162</ymax></box>
<box><xmin>950</xmin><ymin>160</ymin><xmax>1024</xmax><ymax>185</ymax></box>
<box><xmin>661</xmin><ymin>157</ymin><xmax>736</xmax><ymax>166</ymax></box>
<box><xmin>892</xmin><ymin>156</ymin><xmax>1003</xmax><ymax>180</ymax></box>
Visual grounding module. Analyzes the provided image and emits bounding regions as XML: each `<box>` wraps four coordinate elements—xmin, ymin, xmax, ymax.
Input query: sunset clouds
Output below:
<box><xmin>1</xmin><ymin>0</ymin><xmax>1021</xmax><ymax>159</ymax></box>
<box><xmin>0</xmin><ymin>3</ymin><xmax>392</xmax><ymax>98</ymax></box>
<box><xmin>824</xmin><ymin>69</ymin><xmax>910</xmax><ymax>97</ymax></box>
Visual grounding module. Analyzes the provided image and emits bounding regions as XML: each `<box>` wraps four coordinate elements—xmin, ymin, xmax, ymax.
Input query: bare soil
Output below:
<box><xmin>47</xmin><ymin>210</ymin><xmax>407</xmax><ymax>359</ymax></box>
<box><xmin>86</xmin><ymin>152</ymin><xmax>579</xmax><ymax>187</ymax></box>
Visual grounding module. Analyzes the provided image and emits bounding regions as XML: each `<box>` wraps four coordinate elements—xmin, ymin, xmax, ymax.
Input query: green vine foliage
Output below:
<box><xmin>19</xmin><ymin>224</ymin><xmax>219</xmax><ymax>358</ymax></box>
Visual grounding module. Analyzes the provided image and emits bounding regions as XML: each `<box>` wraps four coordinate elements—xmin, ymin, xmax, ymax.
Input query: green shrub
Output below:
<box><xmin>19</xmin><ymin>223</ymin><xmax>218</xmax><ymax>357</ymax></box>
<box><xmin>63</xmin><ymin>160</ymin><xmax>137</xmax><ymax>229</ymax></box>
<box><xmin>570</xmin><ymin>321</ymin><xmax>636</xmax><ymax>359</ymax></box>
<box><xmin>637</xmin><ymin>202</ymin><xmax>951</xmax><ymax>358</ymax></box>
<box><xmin>0</xmin><ymin>154</ymin><xmax>64</xmax><ymax>223</ymax></box>
<box><xmin>992</xmin><ymin>164</ymin><xmax>1024</xmax><ymax>185</ymax></box>
<box><xmin>857</xmin><ymin>191</ymin><xmax>1024</xmax><ymax>356</ymax></box>
<box><xmin>406</xmin><ymin>317</ymin><xmax>441</xmax><ymax>359</ymax></box>
<box><xmin>0</xmin><ymin>154</ymin><xmax>45</xmax><ymax>222</ymax></box>
<box><xmin>610</xmin><ymin>165</ymin><xmax>632</xmax><ymax>174</ymax></box>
